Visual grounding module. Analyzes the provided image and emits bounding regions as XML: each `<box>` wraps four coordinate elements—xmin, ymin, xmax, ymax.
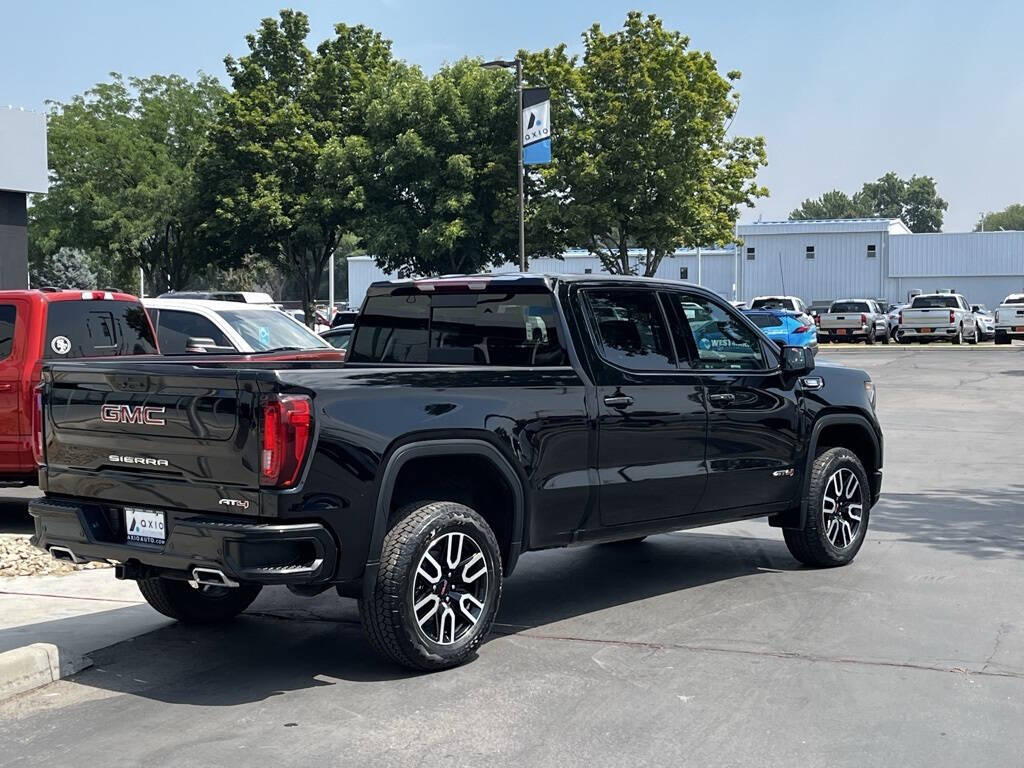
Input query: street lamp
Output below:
<box><xmin>481</xmin><ymin>58</ymin><xmax>526</xmax><ymax>272</ymax></box>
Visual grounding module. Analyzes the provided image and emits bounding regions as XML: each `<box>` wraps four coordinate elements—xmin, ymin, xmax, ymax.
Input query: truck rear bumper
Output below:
<box><xmin>29</xmin><ymin>497</ymin><xmax>338</xmax><ymax>585</ymax></box>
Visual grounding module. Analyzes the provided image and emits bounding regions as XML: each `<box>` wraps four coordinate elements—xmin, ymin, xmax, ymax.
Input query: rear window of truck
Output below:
<box><xmin>349</xmin><ymin>291</ymin><xmax>568</xmax><ymax>366</ymax></box>
<box><xmin>911</xmin><ymin>296</ymin><xmax>958</xmax><ymax>309</ymax></box>
<box><xmin>43</xmin><ymin>301</ymin><xmax>158</xmax><ymax>359</ymax></box>
<box><xmin>1005</xmin><ymin>296</ymin><xmax>1024</xmax><ymax>305</ymax></box>
<box><xmin>830</xmin><ymin>302</ymin><xmax>870</xmax><ymax>313</ymax></box>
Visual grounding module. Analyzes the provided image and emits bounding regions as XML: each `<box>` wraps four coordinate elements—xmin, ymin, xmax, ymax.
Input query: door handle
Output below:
<box><xmin>603</xmin><ymin>394</ymin><xmax>634</xmax><ymax>409</ymax></box>
<box><xmin>708</xmin><ymin>392</ymin><xmax>736</xmax><ymax>404</ymax></box>
<box><xmin>0</xmin><ymin>383</ymin><xmax>13</xmax><ymax>392</ymax></box>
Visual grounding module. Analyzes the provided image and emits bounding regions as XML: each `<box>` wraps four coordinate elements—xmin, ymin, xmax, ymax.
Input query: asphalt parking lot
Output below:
<box><xmin>1</xmin><ymin>345</ymin><xmax>1022</xmax><ymax>767</ymax></box>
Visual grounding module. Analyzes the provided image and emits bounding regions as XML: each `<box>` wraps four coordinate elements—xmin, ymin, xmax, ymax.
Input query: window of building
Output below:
<box><xmin>867</xmin><ymin>244</ymin><xmax>877</xmax><ymax>258</ymax></box>
<box><xmin>746</xmin><ymin>247</ymin><xmax>756</xmax><ymax>261</ymax></box>
<box><xmin>806</xmin><ymin>246</ymin><xmax>815</xmax><ymax>260</ymax></box>
<box><xmin>679</xmin><ymin>267</ymin><xmax>688</xmax><ymax>280</ymax></box>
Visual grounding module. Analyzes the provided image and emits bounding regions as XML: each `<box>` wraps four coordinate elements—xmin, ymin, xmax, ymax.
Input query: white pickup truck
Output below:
<box><xmin>817</xmin><ymin>299</ymin><xmax>890</xmax><ymax>344</ymax></box>
<box><xmin>994</xmin><ymin>293</ymin><xmax>1024</xmax><ymax>345</ymax></box>
<box><xmin>898</xmin><ymin>293</ymin><xmax>980</xmax><ymax>345</ymax></box>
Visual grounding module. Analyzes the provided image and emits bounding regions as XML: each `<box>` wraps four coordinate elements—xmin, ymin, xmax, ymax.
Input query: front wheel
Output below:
<box><xmin>782</xmin><ymin>448</ymin><xmax>870</xmax><ymax>567</ymax></box>
<box><xmin>360</xmin><ymin>501</ymin><xmax>502</xmax><ymax>671</ymax></box>
<box><xmin>137</xmin><ymin>576</ymin><xmax>262</xmax><ymax>623</ymax></box>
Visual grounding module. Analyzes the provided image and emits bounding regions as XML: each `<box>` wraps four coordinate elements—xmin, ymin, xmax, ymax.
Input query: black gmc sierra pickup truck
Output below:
<box><xmin>30</xmin><ymin>274</ymin><xmax>883</xmax><ymax>670</ymax></box>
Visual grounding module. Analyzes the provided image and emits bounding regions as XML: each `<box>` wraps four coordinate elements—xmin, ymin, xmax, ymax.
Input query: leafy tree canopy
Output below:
<box><xmin>323</xmin><ymin>58</ymin><xmax>565</xmax><ymax>277</ymax></box>
<box><xmin>791</xmin><ymin>172</ymin><xmax>947</xmax><ymax>233</ymax></box>
<box><xmin>197</xmin><ymin>10</ymin><xmax>393</xmax><ymax>322</ymax></box>
<box><xmin>523</xmin><ymin>12</ymin><xmax>768</xmax><ymax>276</ymax></box>
<box><xmin>976</xmin><ymin>204</ymin><xmax>1024</xmax><ymax>232</ymax></box>
<box><xmin>29</xmin><ymin>72</ymin><xmax>225</xmax><ymax>292</ymax></box>
<box><xmin>31</xmin><ymin>247</ymin><xmax>97</xmax><ymax>290</ymax></box>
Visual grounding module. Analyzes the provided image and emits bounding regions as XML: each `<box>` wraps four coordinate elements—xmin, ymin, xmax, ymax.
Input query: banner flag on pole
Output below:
<box><xmin>522</xmin><ymin>87</ymin><xmax>551</xmax><ymax>165</ymax></box>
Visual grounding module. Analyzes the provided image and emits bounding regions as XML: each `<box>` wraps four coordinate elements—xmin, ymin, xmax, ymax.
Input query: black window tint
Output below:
<box><xmin>44</xmin><ymin>301</ymin><xmax>157</xmax><ymax>359</ymax></box>
<box><xmin>830</xmin><ymin>302</ymin><xmax>870</xmax><ymax>313</ymax></box>
<box><xmin>155</xmin><ymin>310</ymin><xmax>232</xmax><ymax>354</ymax></box>
<box><xmin>588</xmin><ymin>290</ymin><xmax>675</xmax><ymax>371</ymax></box>
<box><xmin>349</xmin><ymin>291</ymin><xmax>567</xmax><ymax>366</ymax></box>
<box><xmin>748</xmin><ymin>313</ymin><xmax>783</xmax><ymax>328</ymax></box>
<box><xmin>670</xmin><ymin>293</ymin><xmax>764</xmax><ymax>370</ymax></box>
<box><xmin>349</xmin><ymin>294</ymin><xmax>430</xmax><ymax>363</ymax></box>
<box><xmin>0</xmin><ymin>305</ymin><xmax>15</xmax><ymax>360</ymax></box>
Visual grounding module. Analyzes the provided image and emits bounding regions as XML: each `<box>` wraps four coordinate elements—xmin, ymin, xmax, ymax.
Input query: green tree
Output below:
<box><xmin>29</xmin><ymin>73</ymin><xmax>225</xmax><ymax>293</ymax></box>
<box><xmin>792</xmin><ymin>172</ymin><xmax>947</xmax><ymax>233</ymax></box>
<box><xmin>31</xmin><ymin>247</ymin><xmax>97</xmax><ymax>289</ymax></box>
<box><xmin>976</xmin><ymin>203</ymin><xmax>1024</xmax><ymax>232</ymax></box>
<box><xmin>324</xmin><ymin>59</ymin><xmax>563</xmax><ymax>277</ymax></box>
<box><xmin>197</xmin><ymin>10</ymin><xmax>393</xmax><ymax>323</ymax></box>
<box><xmin>790</xmin><ymin>190</ymin><xmax>872</xmax><ymax>220</ymax></box>
<box><xmin>523</xmin><ymin>12</ymin><xmax>768</xmax><ymax>276</ymax></box>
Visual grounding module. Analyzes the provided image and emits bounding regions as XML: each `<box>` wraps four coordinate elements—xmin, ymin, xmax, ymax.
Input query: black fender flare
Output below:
<box><xmin>774</xmin><ymin>413</ymin><xmax>881</xmax><ymax>530</ymax></box>
<box><xmin>363</xmin><ymin>439</ymin><xmax>527</xmax><ymax>582</ymax></box>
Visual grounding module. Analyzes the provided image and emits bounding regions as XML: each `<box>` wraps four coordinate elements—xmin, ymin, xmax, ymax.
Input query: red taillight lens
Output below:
<box><xmin>31</xmin><ymin>384</ymin><xmax>44</xmax><ymax>465</ymax></box>
<box><xmin>949</xmin><ymin>310</ymin><xmax>955</xmax><ymax>324</ymax></box>
<box><xmin>260</xmin><ymin>395</ymin><xmax>313</xmax><ymax>488</ymax></box>
<box><xmin>860</xmin><ymin>313</ymin><xmax>868</xmax><ymax>325</ymax></box>
<box><xmin>813</xmin><ymin>315</ymin><xmax>820</xmax><ymax>326</ymax></box>
<box><xmin>898</xmin><ymin>311</ymin><xmax>903</xmax><ymax>324</ymax></box>
<box><xmin>795</xmin><ymin>325</ymin><xmax>810</xmax><ymax>333</ymax></box>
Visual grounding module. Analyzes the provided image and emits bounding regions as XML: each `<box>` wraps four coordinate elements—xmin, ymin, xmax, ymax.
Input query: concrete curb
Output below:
<box><xmin>0</xmin><ymin>643</ymin><xmax>92</xmax><ymax>702</ymax></box>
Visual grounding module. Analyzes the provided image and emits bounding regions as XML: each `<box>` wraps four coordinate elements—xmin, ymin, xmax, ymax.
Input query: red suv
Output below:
<box><xmin>0</xmin><ymin>290</ymin><xmax>158</xmax><ymax>486</ymax></box>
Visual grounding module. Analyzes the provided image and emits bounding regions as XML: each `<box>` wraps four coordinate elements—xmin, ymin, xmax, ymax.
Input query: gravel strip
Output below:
<box><xmin>0</xmin><ymin>535</ymin><xmax>110</xmax><ymax>578</ymax></box>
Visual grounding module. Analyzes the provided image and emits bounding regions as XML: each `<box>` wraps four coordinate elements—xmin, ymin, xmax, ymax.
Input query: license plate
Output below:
<box><xmin>836</xmin><ymin>329</ymin><xmax>847</xmax><ymax>335</ymax></box>
<box><xmin>125</xmin><ymin>508</ymin><xmax>166</xmax><ymax>545</ymax></box>
<box><xmin>920</xmin><ymin>327</ymin><xmax>932</xmax><ymax>333</ymax></box>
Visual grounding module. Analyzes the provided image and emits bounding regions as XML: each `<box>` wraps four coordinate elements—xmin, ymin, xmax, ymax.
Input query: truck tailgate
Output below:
<box><xmin>820</xmin><ymin>313</ymin><xmax>865</xmax><ymax>330</ymax></box>
<box><xmin>901</xmin><ymin>309</ymin><xmax>952</xmax><ymax>329</ymax></box>
<box><xmin>41</xmin><ymin>362</ymin><xmax>263</xmax><ymax>514</ymax></box>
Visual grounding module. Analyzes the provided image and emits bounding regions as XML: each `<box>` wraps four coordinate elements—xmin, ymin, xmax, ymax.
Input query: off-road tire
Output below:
<box><xmin>137</xmin><ymin>576</ymin><xmax>262</xmax><ymax>623</ymax></box>
<box><xmin>359</xmin><ymin>501</ymin><xmax>502</xmax><ymax>671</ymax></box>
<box><xmin>783</xmin><ymin>448</ymin><xmax>870</xmax><ymax>568</ymax></box>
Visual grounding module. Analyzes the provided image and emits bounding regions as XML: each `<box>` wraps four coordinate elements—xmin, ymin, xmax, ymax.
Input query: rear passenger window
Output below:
<box><xmin>586</xmin><ymin>289</ymin><xmax>676</xmax><ymax>371</ymax></box>
<box><xmin>667</xmin><ymin>293</ymin><xmax>765</xmax><ymax>370</ymax></box>
<box><xmin>349</xmin><ymin>291</ymin><xmax>568</xmax><ymax>366</ymax></box>
<box><xmin>0</xmin><ymin>305</ymin><xmax>15</xmax><ymax>360</ymax></box>
<box><xmin>44</xmin><ymin>301</ymin><xmax>157</xmax><ymax>358</ymax></box>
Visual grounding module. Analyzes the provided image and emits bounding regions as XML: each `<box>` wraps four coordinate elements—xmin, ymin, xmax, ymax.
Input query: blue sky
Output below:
<box><xmin>2</xmin><ymin>0</ymin><xmax>1021</xmax><ymax>231</ymax></box>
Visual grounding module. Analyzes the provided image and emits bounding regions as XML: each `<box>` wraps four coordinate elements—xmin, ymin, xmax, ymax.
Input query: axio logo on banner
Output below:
<box><xmin>522</xmin><ymin>86</ymin><xmax>551</xmax><ymax>165</ymax></box>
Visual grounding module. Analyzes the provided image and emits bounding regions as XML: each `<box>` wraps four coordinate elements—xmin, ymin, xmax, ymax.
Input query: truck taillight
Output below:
<box><xmin>31</xmin><ymin>384</ymin><xmax>44</xmax><ymax>465</ymax></box>
<box><xmin>898</xmin><ymin>311</ymin><xmax>903</xmax><ymax>324</ymax></box>
<box><xmin>949</xmin><ymin>309</ymin><xmax>955</xmax><ymax>324</ymax></box>
<box><xmin>259</xmin><ymin>394</ymin><xmax>313</xmax><ymax>488</ymax></box>
<box><xmin>860</xmin><ymin>313</ymin><xmax>868</xmax><ymax>325</ymax></box>
<box><xmin>813</xmin><ymin>314</ymin><xmax>820</xmax><ymax>326</ymax></box>
<box><xmin>995</xmin><ymin>310</ymin><xmax>1000</xmax><ymax>323</ymax></box>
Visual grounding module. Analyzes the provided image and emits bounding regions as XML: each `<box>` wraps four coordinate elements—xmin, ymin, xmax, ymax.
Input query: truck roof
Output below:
<box><xmin>366</xmin><ymin>272</ymin><xmax>709</xmax><ymax>296</ymax></box>
<box><xmin>0</xmin><ymin>289</ymin><xmax>142</xmax><ymax>304</ymax></box>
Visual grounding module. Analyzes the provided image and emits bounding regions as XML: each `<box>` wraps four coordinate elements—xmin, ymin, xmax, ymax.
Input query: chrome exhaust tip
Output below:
<box><xmin>189</xmin><ymin>567</ymin><xmax>239</xmax><ymax>589</ymax></box>
<box><xmin>49</xmin><ymin>546</ymin><xmax>83</xmax><ymax>564</ymax></box>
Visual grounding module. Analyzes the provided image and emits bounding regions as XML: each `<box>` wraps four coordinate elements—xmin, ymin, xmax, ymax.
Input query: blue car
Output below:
<box><xmin>742</xmin><ymin>309</ymin><xmax>818</xmax><ymax>349</ymax></box>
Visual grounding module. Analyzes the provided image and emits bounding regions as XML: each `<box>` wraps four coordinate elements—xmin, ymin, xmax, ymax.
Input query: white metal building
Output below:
<box><xmin>347</xmin><ymin>219</ymin><xmax>1024</xmax><ymax>311</ymax></box>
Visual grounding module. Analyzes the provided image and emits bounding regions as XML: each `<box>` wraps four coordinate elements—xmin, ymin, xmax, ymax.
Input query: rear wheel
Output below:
<box><xmin>865</xmin><ymin>327</ymin><xmax>875</xmax><ymax>345</ymax></box>
<box><xmin>137</xmin><ymin>576</ymin><xmax>262</xmax><ymax>623</ymax></box>
<box><xmin>952</xmin><ymin>325</ymin><xmax>963</xmax><ymax>345</ymax></box>
<box><xmin>783</xmin><ymin>448</ymin><xmax>870</xmax><ymax>567</ymax></box>
<box><xmin>360</xmin><ymin>501</ymin><xmax>502</xmax><ymax>671</ymax></box>
<box><xmin>968</xmin><ymin>324</ymin><xmax>980</xmax><ymax>345</ymax></box>
<box><xmin>995</xmin><ymin>331</ymin><xmax>1010</xmax><ymax>345</ymax></box>
<box><xmin>881</xmin><ymin>326</ymin><xmax>890</xmax><ymax>344</ymax></box>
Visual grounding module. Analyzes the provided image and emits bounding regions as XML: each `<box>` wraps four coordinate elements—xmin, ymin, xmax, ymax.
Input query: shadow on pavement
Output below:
<box><xmin>872</xmin><ymin>485</ymin><xmax>1024</xmax><ymax>559</ymax></box>
<box><xmin>47</xmin><ymin>530</ymin><xmax>795</xmax><ymax>706</ymax></box>
<box><xmin>0</xmin><ymin>492</ymin><xmax>34</xmax><ymax>535</ymax></box>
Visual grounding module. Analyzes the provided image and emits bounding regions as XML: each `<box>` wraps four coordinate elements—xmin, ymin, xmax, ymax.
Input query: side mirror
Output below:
<box><xmin>781</xmin><ymin>345</ymin><xmax>814</xmax><ymax>374</ymax></box>
<box><xmin>185</xmin><ymin>336</ymin><xmax>227</xmax><ymax>354</ymax></box>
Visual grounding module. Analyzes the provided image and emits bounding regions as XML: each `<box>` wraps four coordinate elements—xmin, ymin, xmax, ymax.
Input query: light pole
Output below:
<box><xmin>481</xmin><ymin>58</ymin><xmax>526</xmax><ymax>272</ymax></box>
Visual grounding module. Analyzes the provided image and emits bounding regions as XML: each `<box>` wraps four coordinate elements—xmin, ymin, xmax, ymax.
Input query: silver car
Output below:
<box><xmin>971</xmin><ymin>305</ymin><xmax>995</xmax><ymax>340</ymax></box>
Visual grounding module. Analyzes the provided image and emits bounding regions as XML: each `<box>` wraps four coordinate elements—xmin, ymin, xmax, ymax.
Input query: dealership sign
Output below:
<box><xmin>522</xmin><ymin>87</ymin><xmax>551</xmax><ymax>165</ymax></box>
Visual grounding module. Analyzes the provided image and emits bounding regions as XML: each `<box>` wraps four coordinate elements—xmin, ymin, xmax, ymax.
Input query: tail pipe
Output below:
<box><xmin>189</xmin><ymin>567</ymin><xmax>239</xmax><ymax>589</ymax></box>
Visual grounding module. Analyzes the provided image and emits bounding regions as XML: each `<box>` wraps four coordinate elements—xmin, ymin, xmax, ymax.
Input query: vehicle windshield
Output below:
<box><xmin>750</xmin><ymin>298</ymin><xmax>795</xmax><ymax>311</ymax></box>
<box><xmin>911</xmin><ymin>296</ymin><xmax>959</xmax><ymax>308</ymax></box>
<box><xmin>830</xmin><ymin>302</ymin><xmax>870</xmax><ymax>313</ymax></box>
<box><xmin>214</xmin><ymin>309</ymin><xmax>331</xmax><ymax>351</ymax></box>
<box><xmin>44</xmin><ymin>300</ymin><xmax>158</xmax><ymax>359</ymax></box>
<box><xmin>1005</xmin><ymin>296</ymin><xmax>1024</xmax><ymax>305</ymax></box>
